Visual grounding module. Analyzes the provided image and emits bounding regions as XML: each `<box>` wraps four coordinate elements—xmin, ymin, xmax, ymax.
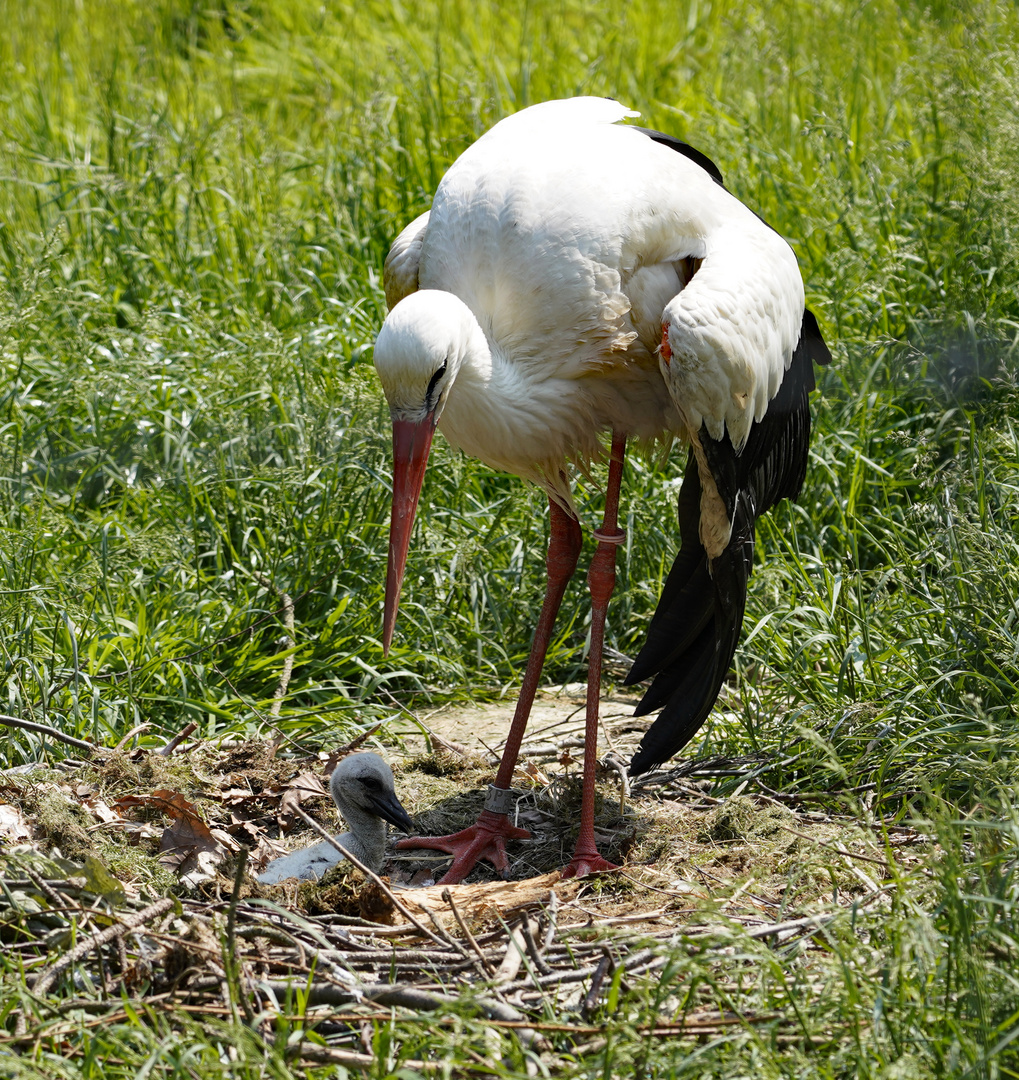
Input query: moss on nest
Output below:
<box><xmin>408</xmin><ymin>748</ymin><xmax>490</xmax><ymax>777</ymax></box>
<box><xmin>32</xmin><ymin>787</ymin><xmax>94</xmax><ymax>861</ymax></box>
<box><xmin>297</xmin><ymin>863</ymin><xmax>369</xmax><ymax>917</ymax></box>
<box><xmin>698</xmin><ymin>795</ymin><xmax>795</xmax><ymax>843</ymax></box>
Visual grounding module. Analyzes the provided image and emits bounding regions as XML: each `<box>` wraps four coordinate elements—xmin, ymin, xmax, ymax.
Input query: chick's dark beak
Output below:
<box><xmin>368</xmin><ymin>790</ymin><xmax>416</xmax><ymax>834</ymax></box>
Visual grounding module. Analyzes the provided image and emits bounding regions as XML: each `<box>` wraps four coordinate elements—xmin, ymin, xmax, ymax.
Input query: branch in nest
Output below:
<box><xmin>0</xmin><ymin>713</ymin><xmax>98</xmax><ymax>754</ymax></box>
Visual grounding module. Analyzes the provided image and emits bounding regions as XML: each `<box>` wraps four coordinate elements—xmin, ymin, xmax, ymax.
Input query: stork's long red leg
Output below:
<box><xmin>562</xmin><ymin>431</ymin><xmax>627</xmax><ymax>879</ymax></box>
<box><xmin>397</xmin><ymin>496</ymin><xmax>583</xmax><ymax>883</ymax></box>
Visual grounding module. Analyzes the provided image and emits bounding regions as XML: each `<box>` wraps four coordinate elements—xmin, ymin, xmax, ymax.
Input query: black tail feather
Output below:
<box><xmin>625</xmin><ymin>306</ymin><xmax>829</xmax><ymax>776</ymax></box>
<box><xmin>629</xmin><ymin>499</ymin><xmax>753</xmax><ymax>775</ymax></box>
<box><xmin>629</xmin><ymin>592</ymin><xmax>715</xmax><ymax>714</ymax></box>
<box><xmin>631</xmin><ymin>616</ymin><xmax>721</xmax><ymax>719</ymax></box>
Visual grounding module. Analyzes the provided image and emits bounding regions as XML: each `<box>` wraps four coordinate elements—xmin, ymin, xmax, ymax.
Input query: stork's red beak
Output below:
<box><xmin>383</xmin><ymin>416</ymin><xmax>437</xmax><ymax>655</ymax></box>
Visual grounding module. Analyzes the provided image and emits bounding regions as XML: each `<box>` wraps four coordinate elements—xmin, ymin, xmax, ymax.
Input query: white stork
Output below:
<box><xmin>373</xmin><ymin>97</ymin><xmax>830</xmax><ymax>883</ymax></box>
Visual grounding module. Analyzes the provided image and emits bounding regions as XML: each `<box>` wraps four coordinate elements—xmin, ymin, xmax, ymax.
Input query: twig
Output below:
<box><xmin>250</xmin><ymin>980</ymin><xmax>537</xmax><ymax>1046</ymax></box>
<box><xmin>113</xmin><ymin>723</ymin><xmax>150</xmax><ymax>753</ymax></box>
<box><xmin>420</xmin><ymin>904</ymin><xmax>471</xmax><ymax>957</ymax></box>
<box><xmin>603</xmin><ymin>752</ymin><xmax>631</xmax><ymax>814</ymax></box>
<box><xmin>744</xmin><ymin>913</ymin><xmax>837</xmax><ymax>941</ymax></box>
<box><xmin>223</xmin><ymin>849</ymin><xmax>255</xmax><ymax>1024</ymax></box>
<box><xmin>520</xmin><ymin>917</ymin><xmax>552</xmax><ymax>976</ymax></box>
<box><xmin>157</xmin><ymin>723</ymin><xmax>197</xmax><ymax>757</ymax></box>
<box><xmin>442</xmin><ymin>888</ymin><xmax>495</xmax><ymax>977</ymax></box>
<box><xmin>23</xmin><ymin>866</ymin><xmax>69</xmax><ymax>908</ymax></box>
<box><xmin>335</xmin><ymin>722</ymin><xmax>385</xmax><ymax>755</ymax></box>
<box><xmin>252</xmin><ymin>572</ymin><xmax>295</xmax><ymax>718</ymax></box>
<box><xmin>296</xmin><ymin>1045</ymin><xmax>460</xmax><ymax>1073</ymax></box>
<box><xmin>543</xmin><ymin>889</ymin><xmax>559</xmax><ymax>951</ymax></box>
<box><xmin>235</xmin><ymin>925</ymin><xmax>302</xmax><ymax>948</ymax></box>
<box><xmin>495</xmin><ymin>921</ymin><xmax>528</xmax><ymax>984</ymax></box>
<box><xmin>582</xmin><ymin>953</ymin><xmax>613</xmax><ymax>1016</ymax></box>
<box><xmin>0</xmin><ymin>713</ymin><xmax>97</xmax><ymax>753</ymax></box>
<box><xmin>29</xmin><ymin>897</ymin><xmax>175</xmax><ymax>998</ymax></box>
<box><xmin>776</xmin><ymin>824</ymin><xmax>895</xmax><ymax>873</ymax></box>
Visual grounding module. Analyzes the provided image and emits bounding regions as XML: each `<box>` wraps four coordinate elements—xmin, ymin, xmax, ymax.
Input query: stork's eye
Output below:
<box><xmin>425</xmin><ymin>358</ymin><xmax>448</xmax><ymax>407</ymax></box>
<box><xmin>360</xmin><ymin>777</ymin><xmax>381</xmax><ymax>791</ymax></box>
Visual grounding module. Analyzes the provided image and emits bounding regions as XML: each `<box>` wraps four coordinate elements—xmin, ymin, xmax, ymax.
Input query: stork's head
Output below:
<box><xmin>373</xmin><ymin>290</ymin><xmax>478</xmax><ymax>653</ymax></box>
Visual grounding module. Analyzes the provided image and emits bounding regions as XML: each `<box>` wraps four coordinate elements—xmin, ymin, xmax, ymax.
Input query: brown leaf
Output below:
<box><xmin>150</xmin><ymin>789</ymin><xmax>205</xmax><ymax>822</ymax></box>
<box><xmin>515</xmin><ymin>761</ymin><xmax>550</xmax><ymax>786</ymax></box>
<box><xmin>251</xmin><ymin>833</ymin><xmax>289</xmax><ymax>869</ymax></box>
<box><xmin>114</xmin><ymin>788</ymin><xmax>228</xmax><ymax>881</ymax></box>
<box><xmin>177</xmin><ymin>848</ymin><xmax>226</xmax><ymax>889</ymax></box>
<box><xmin>158</xmin><ymin>813</ymin><xmax>219</xmax><ymax>856</ymax></box>
<box><xmin>79</xmin><ymin>794</ymin><xmax>121</xmax><ymax>825</ymax></box>
<box><xmin>279</xmin><ymin>772</ymin><xmax>328</xmax><ymax>819</ymax></box>
<box><xmin>218</xmin><ymin>787</ymin><xmax>261</xmax><ymax>806</ymax></box>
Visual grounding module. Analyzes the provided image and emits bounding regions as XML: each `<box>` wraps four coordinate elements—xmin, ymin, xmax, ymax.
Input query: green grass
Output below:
<box><xmin>3</xmin><ymin>0</ymin><xmax>1019</xmax><ymax>1074</ymax></box>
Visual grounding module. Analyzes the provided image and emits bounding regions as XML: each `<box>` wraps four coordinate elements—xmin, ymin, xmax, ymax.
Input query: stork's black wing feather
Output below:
<box><xmin>632</xmin><ymin>127</ymin><xmax>726</xmax><ymax>188</ymax></box>
<box><xmin>626</xmin><ymin>451</ymin><xmax>711</xmax><ymax>692</ymax></box>
<box><xmin>625</xmin><ymin>309</ymin><xmax>831</xmax><ymax>775</ymax></box>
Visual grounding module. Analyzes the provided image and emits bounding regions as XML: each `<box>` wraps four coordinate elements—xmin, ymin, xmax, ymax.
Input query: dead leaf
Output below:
<box><xmin>280</xmin><ymin>772</ymin><xmax>329</xmax><ymax>818</ymax></box>
<box><xmin>81</xmin><ymin>795</ymin><xmax>121</xmax><ymax>826</ymax></box>
<box><xmin>209</xmin><ymin>827</ymin><xmax>240</xmax><ymax>851</ymax></box>
<box><xmin>218</xmin><ymin>787</ymin><xmax>261</xmax><ymax>806</ymax></box>
<box><xmin>178</xmin><ymin>848</ymin><xmax>226</xmax><ymax>889</ymax></box>
<box><xmin>114</xmin><ymin>789</ymin><xmax>230</xmax><ymax>883</ymax></box>
<box><xmin>251</xmin><ymin>833</ymin><xmax>289</xmax><ymax>868</ymax></box>
<box><xmin>158</xmin><ymin>814</ymin><xmax>219</xmax><ymax>857</ymax></box>
<box><xmin>515</xmin><ymin>761</ymin><xmax>550</xmax><ymax>786</ymax></box>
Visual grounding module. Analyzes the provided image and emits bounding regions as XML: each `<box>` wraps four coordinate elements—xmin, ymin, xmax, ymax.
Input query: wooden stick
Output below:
<box><xmin>157</xmin><ymin>722</ymin><xmax>197</xmax><ymax>757</ymax></box>
<box><xmin>28</xmin><ymin>897</ymin><xmax>175</xmax><ymax>999</ymax></box>
<box><xmin>441</xmin><ymin>887</ymin><xmax>495</xmax><ymax>977</ymax></box>
<box><xmin>113</xmin><ymin>723</ymin><xmax>150</xmax><ymax>753</ymax></box>
<box><xmin>0</xmin><ymin>713</ymin><xmax>97</xmax><ymax>753</ymax></box>
<box><xmin>296</xmin><ymin>1045</ymin><xmax>448</xmax><ymax>1073</ymax></box>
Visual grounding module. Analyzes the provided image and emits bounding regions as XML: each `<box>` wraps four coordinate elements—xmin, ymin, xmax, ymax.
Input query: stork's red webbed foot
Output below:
<box><xmin>397</xmin><ymin>809</ymin><xmax>529</xmax><ymax>885</ymax></box>
<box><xmin>562</xmin><ymin>845</ymin><xmax>619</xmax><ymax>880</ymax></box>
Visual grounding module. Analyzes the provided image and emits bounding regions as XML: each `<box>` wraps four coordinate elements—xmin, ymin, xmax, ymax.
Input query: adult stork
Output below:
<box><xmin>373</xmin><ymin>97</ymin><xmax>830</xmax><ymax>883</ymax></box>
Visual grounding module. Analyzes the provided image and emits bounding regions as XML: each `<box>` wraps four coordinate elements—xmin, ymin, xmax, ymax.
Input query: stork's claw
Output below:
<box><xmin>562</xmin><ymin>819</ymin><xmax>620</xmax><ymax>878</ymax></box>
<box><xmin>396</xmin><ymin>809</ymin><xmax>530</xmax><ymax>884</ymax></box>
<box><xmin>561</xmin><ymin>851</ymin><xmax>619</xmax><ymax>879</ymax></box>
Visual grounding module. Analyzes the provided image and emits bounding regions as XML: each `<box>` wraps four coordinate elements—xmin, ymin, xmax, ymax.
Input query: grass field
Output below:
<box><xmin>3</xmin><ymin>0</ymin><xmax>1019</xmax><ymax>1075</ymax></box>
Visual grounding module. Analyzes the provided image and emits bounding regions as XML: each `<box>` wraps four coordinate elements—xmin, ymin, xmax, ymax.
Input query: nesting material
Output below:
<box><xmin>363</xmin><ymin>871</ymin><xmax>584</xmax><ymax>929</ymax></box>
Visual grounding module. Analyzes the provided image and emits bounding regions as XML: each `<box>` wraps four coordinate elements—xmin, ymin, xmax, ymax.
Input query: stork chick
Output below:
<box><xmin>257</xmin><ymin>752</ymin><xmax>415</xmax><ymax>883</ymax></box>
